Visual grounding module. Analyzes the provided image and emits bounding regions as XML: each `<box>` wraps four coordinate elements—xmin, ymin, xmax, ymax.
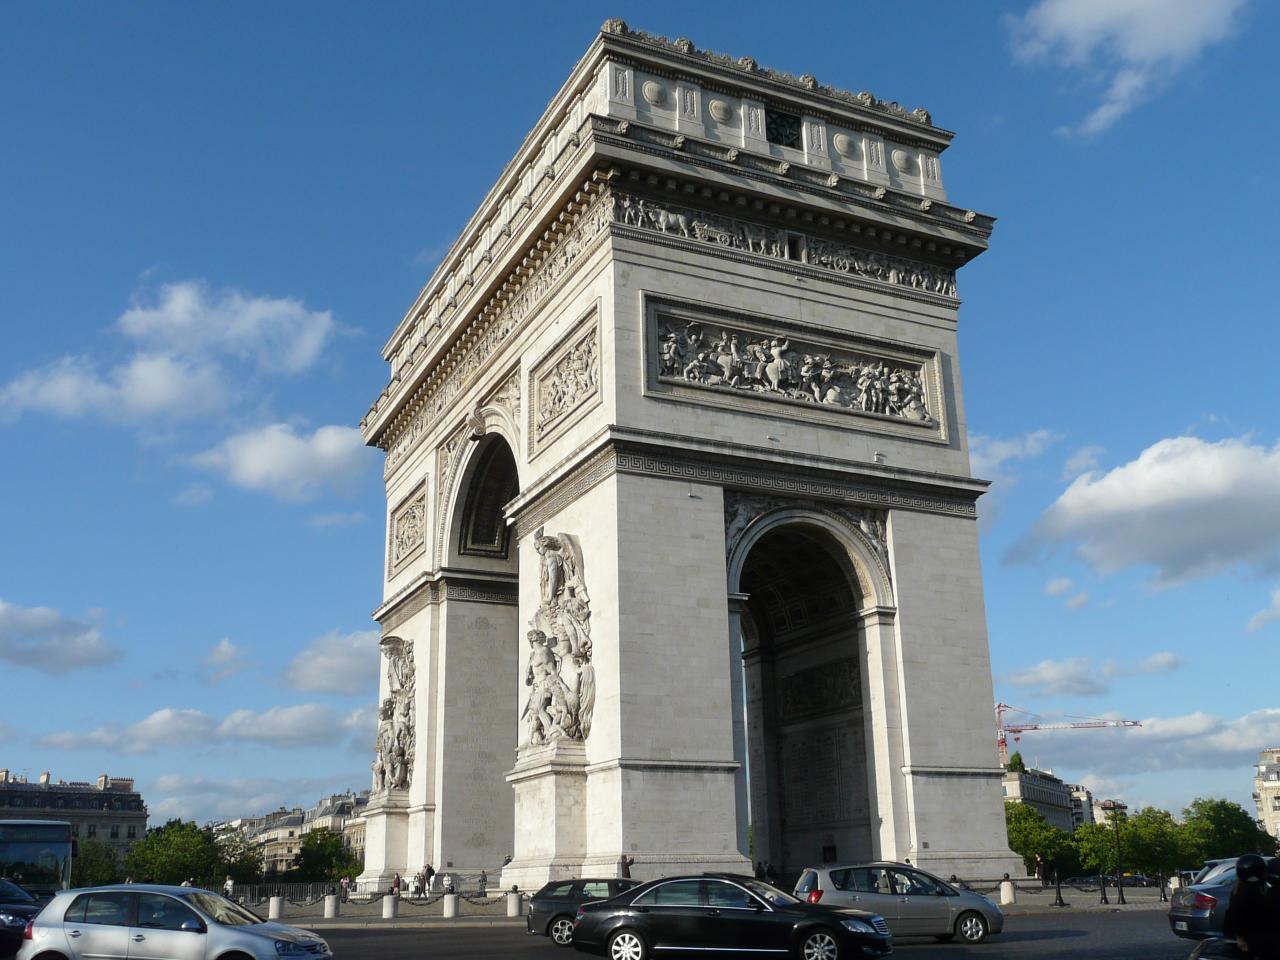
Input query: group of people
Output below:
<box><xmin>387</xmin><ymin>865</ymin><xmax>488</xmax><ymax>897</ymax></box>
<box><xmin>753</xmin><ymin>861</ymin><xmax>779</xmax><ymax>884</ymax></box>
<box><xmin>1225</xmin><ymin>854</ymin><xmax>1280</xmax><ymax>958</ymax></box>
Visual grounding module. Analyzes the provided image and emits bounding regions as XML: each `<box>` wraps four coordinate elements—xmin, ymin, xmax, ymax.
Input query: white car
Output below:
<box><xmin>17</xmin><ymin>884</ymin><xmax>331</xmax><ymax>960</ymax></box>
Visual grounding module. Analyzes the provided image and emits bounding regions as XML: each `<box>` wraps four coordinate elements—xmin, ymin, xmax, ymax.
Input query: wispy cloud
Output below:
<box><xmin>1062</xmin><ymin>445</ymin><xmax>1105</xmax><ymax>480</ymax></box>
<box><xmin>0</xmin><ymin>600</ymin><xmax>123</xmax><ymax>674</ymax></box>
<box><xmin>285</xmin><ymin>630</ymin><xmax>380</xmax><ymax>696</ymax></box>
<box><xmin>1004</xmin><ymin>651</ymin><xmax>1182</xmax><ymax>697</ymax></box>
<box><xmin>1247</xmin><ymin>586</ymin><xmax>1280</xmax><ymax>633</ymax></box>
<box><xmin>174</xmin><ymin>482</ymin><xmax>215</xmax><ymax>506</ymax></box>
<box><xmin>308</xmin><ymin>512</ymin><xmax>367</xmax><ymax>528</ymax></box>
<box><xmin>1011</xmin><ymin>0</ymin><xmax>1250</xmax><ymax>135</ymax></box>
<box><xmin>201</xmin><ymin>638</ymin><xmax>250</xmax><ymax>683</ymax></box>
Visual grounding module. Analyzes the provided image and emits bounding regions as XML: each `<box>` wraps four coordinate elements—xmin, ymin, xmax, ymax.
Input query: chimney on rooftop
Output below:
<box><xmin>39</xmin><ymin>772</ymin><xmax>50</xmax><ymax>785</ymax></box>
<box><xmin>96</xmin><ymin>774</ymin><xmax>109</xmax><ymax>790</ymax></box>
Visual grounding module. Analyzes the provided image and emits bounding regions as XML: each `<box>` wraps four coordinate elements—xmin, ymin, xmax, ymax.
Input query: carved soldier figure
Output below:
<box><xmin>523</xmin><ymin>629</ymin><xmax>571</xmax><ymax>745</ymax></box>
<box><xmin>535</xmin><ymin>532</ymin><xmax>566</xmax><ymax>604</ymax></box>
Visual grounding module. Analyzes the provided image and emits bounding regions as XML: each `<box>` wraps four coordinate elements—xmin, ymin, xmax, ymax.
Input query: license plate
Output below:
<box><xmin>1175</xmin><ymin>922</ymin><xmax>1188</xmax><ymax>931</ymax></box>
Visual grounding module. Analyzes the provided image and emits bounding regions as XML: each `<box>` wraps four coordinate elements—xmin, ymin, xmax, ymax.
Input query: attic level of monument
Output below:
<box><xmin>361</xmin><ymin>23</ymin><xmax>997</xmax><ymax>445</ymax></box>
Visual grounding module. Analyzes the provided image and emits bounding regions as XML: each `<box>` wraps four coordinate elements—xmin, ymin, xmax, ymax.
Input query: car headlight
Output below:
<box><xmin>841</xmin><ymin>918</ymin><xmax>876</xmax><ymax>935</ymax></box>
<box><xmin>274</xmin><ymin>941</ymin><xmax>308</xmax><ymax>956</ymax></box>
<box><xmin>0</xmin><ymin>912</ymin><xmax>27</xmax><ymax>927</ymax></box>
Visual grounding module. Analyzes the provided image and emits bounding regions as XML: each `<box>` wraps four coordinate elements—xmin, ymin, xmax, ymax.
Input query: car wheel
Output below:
<box><xmin>549</xmin><ymin>914</ymin><xmax>576</xmax><ymax>946</ymax></box>
<box><xmin>956</xmin><ymin>911</ymin><xmax>988</xmax><ymax>943</ymax></box>
<box><xmin>608</xmin><ymin>929</ymin><xmax>647</xmax><ymax>960</ymax></box>
<box><xmin>799</xmin><ymin>929</ymin><xmax>840</xmax><ymax>960</ymax></box>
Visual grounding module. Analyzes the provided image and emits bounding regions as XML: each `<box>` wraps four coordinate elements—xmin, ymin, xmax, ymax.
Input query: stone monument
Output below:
<box><xmin>356</xmin><ymin>21</ymin><xmax>1020</xmax><ymax>891</ymax></box>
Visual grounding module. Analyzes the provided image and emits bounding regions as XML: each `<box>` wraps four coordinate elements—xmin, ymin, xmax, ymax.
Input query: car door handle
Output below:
<box><xmin>132</xmin><ymin>934</ymin><xmax>146</xmax><ymax>941</ymax></box>
<box><xmin>899</xmin><ymin>897</ymin><xmax>910</xmax><ymax>902</ymax></box>
<box><xmin>69</xmin><ymin>930</ymin><xmax>82</xmax><ymax>938</ymax></box>
<box><xmin>707</xmin><ymin>909</ymin><xmax>721</xmax><ymax>916</ymax></box>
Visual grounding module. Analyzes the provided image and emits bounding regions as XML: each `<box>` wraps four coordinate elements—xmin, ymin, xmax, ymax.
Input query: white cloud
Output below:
<box><xmin>1017</xmin><ymin>706</ymin><xmax>1280</xmax><ymax>775</ymax></box>
<box><xmin>147</xmin><ymin>772</ymin><xmax>364</xmax><ymax>825</ymax></box>
<box><xmin>308</xmin><ymin>512</ymin><xmax>366</xmax><ymax>528</ymax></box>
<box><xmin>117</xmin><ymin>281</ymin><xmax>336</xmax><ymax>375</ymax></box>
<box><xmin>1062</xmin><ymin>445</ymin><xmax>1105</xmax><ymax>480</ymax></box>
<box><xmin>1003</xmin><ymin>650</ymin><xmax>1181</xmax><ymax>697</ymax></box>
<box><xmin>286</xmin><ymin>630</ymin><xmax>380</xmax><ymax>696</ymax></box>
<box><xmin>969</xmin><ymin>429</ymin><xmax>1058</xmax><ymax>480</ymax></box>
<box><xmin>1011</xmin><ymin>436</ymin><xmax>1280</xmax><ymax>587</ymax></box>
<box><xmin>1064</xmin><ymin>591</ymin><xmax>1090</xmax><ymax>610</ymax></box>
<box><xmin>0</xmin><ymin>353</ymin><xmax>226</xmax><ymax>422</ymax></box>
<box><xmin>1246</xmin><ymin>586</ymin><xmax>1280</xmax><ymax>633</ymax></box>
<box><xmin>40</xmin><ymin>702</ymin><xmax>360</xmax><ymax>753</ymax></box>
<box><xmin>0</xmin><ymin>280</ymin><xmax>336</xmax><ymax>424</ymax></box>
<box><xmin>202</xmin><ymin>638</ymin><xmax>249</xmax><ymax>683</ymax></box>
<box><xmin>193</xmin><ymin>423</ymin><xmax>373</xmax><ymax>501</ymax></box>
<box><xmin>174</xmin><ymin>483</ymin><xmax>215</xmax><ymax>506</ymax></box>
<box><xmin>1045</xmin><ymin>577</ymin><xmax>1074</xmax><ymax>597</ymax></box>
<box><xmin>1011</xmin><ymin>0</ymin><xmax>1249</xmax><ymax>134</ymax></box>
<box><xmin>0</xmin><ymin>600</ymin><xmax>123</xmax><ymax>674</ymax></box>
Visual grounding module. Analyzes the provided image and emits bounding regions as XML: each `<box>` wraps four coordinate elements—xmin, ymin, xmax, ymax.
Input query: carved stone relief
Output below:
<box><xmin>371</xmin><ymin>636</ymin><xmax>416</xmax><ymax>795</ymax></box>
<box><xmin>612</xmin><ymin>191</ymin><xmax>956</xmax><ymax>298</ymax></box>
<box><xmin>656</xmin><ymin>314</ymin><xmax>934</xmax><ymax>425</ymax></box>
<box><xmin>779</xmin><ymin>658</ymin><xmax>860</xmax><ymax>721</ymax></box>
<box><xmin>389</xmin><ymin>489</ymin><xmax>427</xmax><ymax>575</ymax></box>
<box><xmin>531</xmin><ymin>314</ymin><xmax>600</xmax><ymax>453</ymax></box>
<box><xmin>522</xmin><ymin>529</ymin><xmax>595</xmax><ymax>748</ymax></box>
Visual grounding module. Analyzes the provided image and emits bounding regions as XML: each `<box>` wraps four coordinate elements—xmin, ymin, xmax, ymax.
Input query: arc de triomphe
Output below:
<box><xmin>357</xmin><ymin>21</ymin><xmax>1019</xmax><ymax>890</ymax></box>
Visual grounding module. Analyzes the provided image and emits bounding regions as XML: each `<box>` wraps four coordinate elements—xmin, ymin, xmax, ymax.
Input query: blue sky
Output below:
<box><xmin>2</xmin><ymin>1</ymin><xmax>1277</xmax><ymax>828</ymax></box>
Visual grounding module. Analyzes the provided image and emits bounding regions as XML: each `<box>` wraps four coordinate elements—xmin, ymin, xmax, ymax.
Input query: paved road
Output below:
<box><xmin>322</xmin><ymin>910</ymin><xmax>1202</xmax><ymax>959</ymax></box>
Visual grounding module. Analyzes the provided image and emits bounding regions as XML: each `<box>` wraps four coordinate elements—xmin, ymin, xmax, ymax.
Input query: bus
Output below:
<box><xmin>0</xmin><ymin>820</ymin><xmax>73</xmax><ymax>897</ymax></box>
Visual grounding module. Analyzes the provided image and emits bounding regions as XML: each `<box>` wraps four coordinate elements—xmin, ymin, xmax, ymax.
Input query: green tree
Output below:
<box><xmin>1180</xmin><ymin>798</ymin><xmax>1277</xmax><ymax>863</ymax></box>
<box><xmin>1124</xmin><ymin>807</ymin><xmax>1182</xmax><ymax>878</ymax></box>
<box><xmin>1073</xmin><ymin>821</ymin><xmax>1119</xmax><ymax>877</ymax></box>
<box><xmin>124</xmin><ymin>820</ymin><xmax>223</xmax><ymax>886</ymax></box>
<box><xmin>1005</xmin><ymin>752</ymin><xmax>1027</xmax><ymax>773</ymax></box>
<box><xmin>216</xmin><ymin>832</ymin><xmax>263</xmax><ymax>884</ymax></box>
<box><xmin>1004</xmin><ymin>802</ymin><xmax>1072</xmax><ymax>875</ymax></box>
<box><xmin>71</xmin><ymin>838</ymin><xmax>119</xmax><ymax>887</ymax></box>
<box><xmin>289</xmin><ymin>830</ymin><xmax>361</xmax><ymax>883</ymax></box>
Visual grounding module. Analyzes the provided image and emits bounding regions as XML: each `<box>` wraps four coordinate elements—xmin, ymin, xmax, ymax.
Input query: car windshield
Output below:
<box><xmin>740</xmin><ymin>879</ymin><xmax>800</xmax><ymax>906</ymax></box>
<box><xmin>0</xmin><ymin>879</ymin><xmax>33</xmax><ymax>901</ymax></box>
<box><xmin>182</xmin><ymin>891</ymin><xmax>263</xmax><ymax>926</ymax></box>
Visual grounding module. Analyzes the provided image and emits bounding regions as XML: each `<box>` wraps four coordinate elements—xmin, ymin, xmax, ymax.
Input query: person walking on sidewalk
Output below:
<box><xmin>619</xmin><ymin>854</ymin><xmax>635</xmax><ymax>879</ymax></box>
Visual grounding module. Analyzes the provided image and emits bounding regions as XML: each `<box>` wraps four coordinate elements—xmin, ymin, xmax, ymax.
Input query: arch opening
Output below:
<box><xmin>457</xmin><ymin>435</ymin><xmax>520</xmax><ymax>562</ymax></box>
<box><xmin>736</xmin><ymin>524</ymin><xmax>875</xmax><ymax>881</ymax></box>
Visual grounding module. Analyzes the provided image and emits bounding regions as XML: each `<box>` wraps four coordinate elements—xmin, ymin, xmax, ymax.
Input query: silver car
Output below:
<box><xmin>794</xmin><ymin>862</ymin><xmax>1003</xmax><ymax>943</ymax></box>
<box><xmin>17</xmin><ymin>884</ymin><xmax>332</xmax><ymax>960</ymax></box>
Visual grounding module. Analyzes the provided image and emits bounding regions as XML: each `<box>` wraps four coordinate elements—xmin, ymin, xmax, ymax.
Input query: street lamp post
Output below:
<box><xmin>1102</xmin><ymin>799</ymin><xmax>1128</xmax><ymax>906</ymax></box>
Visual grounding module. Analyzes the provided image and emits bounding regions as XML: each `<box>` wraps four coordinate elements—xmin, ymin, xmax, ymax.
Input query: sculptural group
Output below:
<box><xmin>372</xmin><ymin>636</ymin><xmax>416</xmax><ymax>793</ymax></box>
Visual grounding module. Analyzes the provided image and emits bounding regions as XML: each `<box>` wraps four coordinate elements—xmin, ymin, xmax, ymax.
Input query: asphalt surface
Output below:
<box><xmin>320</xmin><ymin>909</ymin><xmax>1206</xmax><ymax>959</ymax></box>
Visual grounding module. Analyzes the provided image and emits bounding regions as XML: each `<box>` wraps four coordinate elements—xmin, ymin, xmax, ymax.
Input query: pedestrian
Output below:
<box><xmin>764</xmin><ymin>861</ymin><xmax>776</xmax><ymax>884</ymax></box>
<box><xmin>478</xmin><ymin>869</ymin><xmax>488</xmax><ymax>896</ymax></box>
<box><xmin>222</xmin><ymin>875</ymin><xmax>234</xmax><ymax>898</ymax></box>
<box><xmin>441</xmin><ymin>872</ymin><xmax>455</xmax><ymax>894</ymax></box>
<box><xmin>1034</xmin><ymin>853</ymin><xmax>1047</xmax><ymax>887</ymax></box>
<box><xmin>619</xmin><ymin>854</ymin><xmax>635</xmax><ymax>879</ymax></box>
<box><xmin>1224</xmin><ymin>854</ymin><xmax>1276</xmax><ymax>958</ymax></box>
<box><xmin>392</xmin><ymin>872</ymin><xmax>402</xmax><ymax>896</ymax></box>
<box><xmin>340</xmin><ymin>876</ymin><xmax>349</xmax><ymax>902</ymax></box>
<box><xmin>754</xmin><ymin>861</ymin><xmax>764</xmax><ymax>880</ymax></box>
<box><xmin>425</xmin><ymin>862</ymin><xmax>436</xmax><ymax>891</ymax></box>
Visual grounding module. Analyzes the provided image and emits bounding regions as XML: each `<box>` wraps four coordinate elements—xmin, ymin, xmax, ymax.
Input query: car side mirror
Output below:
<box><xmin>180</xmin><ymin>920</ymin><xmax>205</xmax><ymax>933</ymax></box>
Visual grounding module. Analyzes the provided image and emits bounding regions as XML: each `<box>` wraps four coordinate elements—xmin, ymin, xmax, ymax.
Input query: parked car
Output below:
<box><xmin>1169</xmin><ymin>857</ymin><xmax>1275</xmax><ymax>941</ymax></box>
<box><xmin>570</xmin><ymin>874</ymin><xmax>892</xmax><ymax>959</ymax></box>
<box><xmin>794</xmin><ymin>862</ymin><xmax>1003</xmax><ymax>944</ymax></box>
<box><xmin>0</xmin><ymin>879</ymin><xmax>41</xmax><ymax>957</ymax></box>
<box><xmin>528</xmin><ymin>878</ymin><xmax>642</xmax><ymax>946</ymax></box>
<box><xmin>17</xmin><ymin>884</ymin><xmax>332</xmax><ymax>960</ymax></box>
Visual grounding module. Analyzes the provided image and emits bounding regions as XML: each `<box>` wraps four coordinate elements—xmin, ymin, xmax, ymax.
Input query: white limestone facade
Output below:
<box><xmin>356</xmin><ymin>20</ymin><xmax>1020</xmax><ymax>890</ymax></box>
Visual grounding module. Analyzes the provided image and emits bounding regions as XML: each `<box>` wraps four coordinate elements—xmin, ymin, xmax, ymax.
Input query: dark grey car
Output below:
<box><xmin>1168</xmin><ymin>859</ymin><xmax>1274</xmax><ymax>941</ymax></box>
<box><xmin>796</xmin><ymin>862</ymin><xmax>1003</xmax><ymax>943</ymax></box>
<box><xmin>527</xmin><ymin>878</ymin><xmax>640</xmax><ymax>946</ymax></box>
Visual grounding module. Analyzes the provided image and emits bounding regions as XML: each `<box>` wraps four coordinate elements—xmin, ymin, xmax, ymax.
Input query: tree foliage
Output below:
<box><xmin>1124</xmin><ymin>807</ymin><xmax>1184</xmax><ymax>877</ymax></box>
<box><xmin>1180</xmin><ymin>798</ymin><xmax>1276</xmax><ymax>862</ymax></box>
<box><xmin>217</xmin><ymin>832</ymin><xmax>263</xmax><ymax>884</ymax></box>
<box><xmin>1073</xmin><ymin>821</ymin><xmax>1118</xmax><ymax>876</ymax></box>
<box><xmin>71</xmin><ymin>838</ymin><xmax>119</xmax><ymax>887</ymax></box>
<box><xmin>1005</xmin><ymin>752</ymin><xmax>1027</xmax><ymax>773</ymax></box>
<box><xmin>288</xmin><ymin>829</ymin><xmax>361</xmax><ymax>883</ymax></box>
<box><xmin>1004</xmin><ymin>802</ymin><xmax>1072</xmax><ymax>874</ymax></box>
<box><xmin>123</xmin><ymin>820</ymin><xmax>224</xmax><ymax>886</ymax></box>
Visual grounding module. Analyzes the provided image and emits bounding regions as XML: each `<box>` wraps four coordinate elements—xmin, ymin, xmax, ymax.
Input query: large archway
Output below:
<box><xmin>734</xmin><ymin>520</ymin><xmax>877</xmax><ymax>881</ymax></box>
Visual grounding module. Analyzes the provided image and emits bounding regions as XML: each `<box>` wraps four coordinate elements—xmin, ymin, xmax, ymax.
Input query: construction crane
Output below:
<box><xmin>996</xmin><ymin>702</ymin><xmax>1141</xmax><ymax>767</ymax></box>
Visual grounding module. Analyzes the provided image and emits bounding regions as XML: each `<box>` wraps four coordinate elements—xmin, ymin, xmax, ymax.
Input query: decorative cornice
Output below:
<box><xmin>600</xmin><ymin>19</ymin><xmax>938</xmax><ymax>131</ymax></box>
<box><xmin>374</xmin><ymin>569</ymin><xmax>519</xmax><ymax>632</ymax></box>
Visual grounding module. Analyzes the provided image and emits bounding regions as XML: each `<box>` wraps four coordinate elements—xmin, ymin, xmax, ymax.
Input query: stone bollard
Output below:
<box><xmin>999</xmin><ymin>880</ymin><xmax>1017</xmax><ymax>905</ymax></box>
<box><xmin>443</xmin><ymin>893</ymin><xmax>460</xmax><ymax>918</ymax></box>
<box><xmin>268</xmin><ymin>896</ymin><xmax>283</xmax><ymax>920</ymax></box>
<box><xmin>324</xmin><ymin>894</ymin><xmax>339</xmax><ymax>919</ymax></box>
<box><xmin>506</xmin><ymin>891</ymin><xmax>523</xmax><ymax>917</ymax></box>
<box><xmin>382</xmin><ymin>894</ymin><xmax>399</xmax><ymax>920</ymax></box>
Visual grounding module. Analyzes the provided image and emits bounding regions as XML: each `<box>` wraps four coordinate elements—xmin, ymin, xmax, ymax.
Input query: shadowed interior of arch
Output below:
<box><xmin>738</xmin><ymin>525</ymin><xmax>874</xmax><ymax>880</ymax></box>
<box><xmin>457</xmin><ymin>435</ymin><xmax>520</xmax><ymax>560</ymax></box>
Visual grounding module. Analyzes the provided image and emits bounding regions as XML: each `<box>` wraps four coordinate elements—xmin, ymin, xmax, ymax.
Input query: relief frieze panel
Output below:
<box><xmin>612</xmin><ymin>191</ymin><xmax>956</xmax><ymax>299</ymax></box>
<box><xmin>655</xmin><ymin>312</ymin><xmax>935</xmax><ymax>427</ymax></box>
<box><xmin>388</xmin><ymin>486</ymin><xmax>427</xmax><ymax>576</ymax></box>
<box><xmin>531</xmin><ymin>311</ymin><xmax>601</xmax><ymax>454</ymax></box>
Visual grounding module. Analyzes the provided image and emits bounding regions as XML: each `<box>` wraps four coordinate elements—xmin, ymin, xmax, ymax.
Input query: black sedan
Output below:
<box><xmin>529</xmin><ymin>877</ymin><xmax>642</xmax><ymax>946</ymax></box>
<box><xmin>570</xmin><ymin>874</ymin><xmax>891</xmax><ymax>960</ymax></box>
<box><xmin>0</xmin><ymin>879</ymin><xmax>40</xmax><ymax>956</ymax></box>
